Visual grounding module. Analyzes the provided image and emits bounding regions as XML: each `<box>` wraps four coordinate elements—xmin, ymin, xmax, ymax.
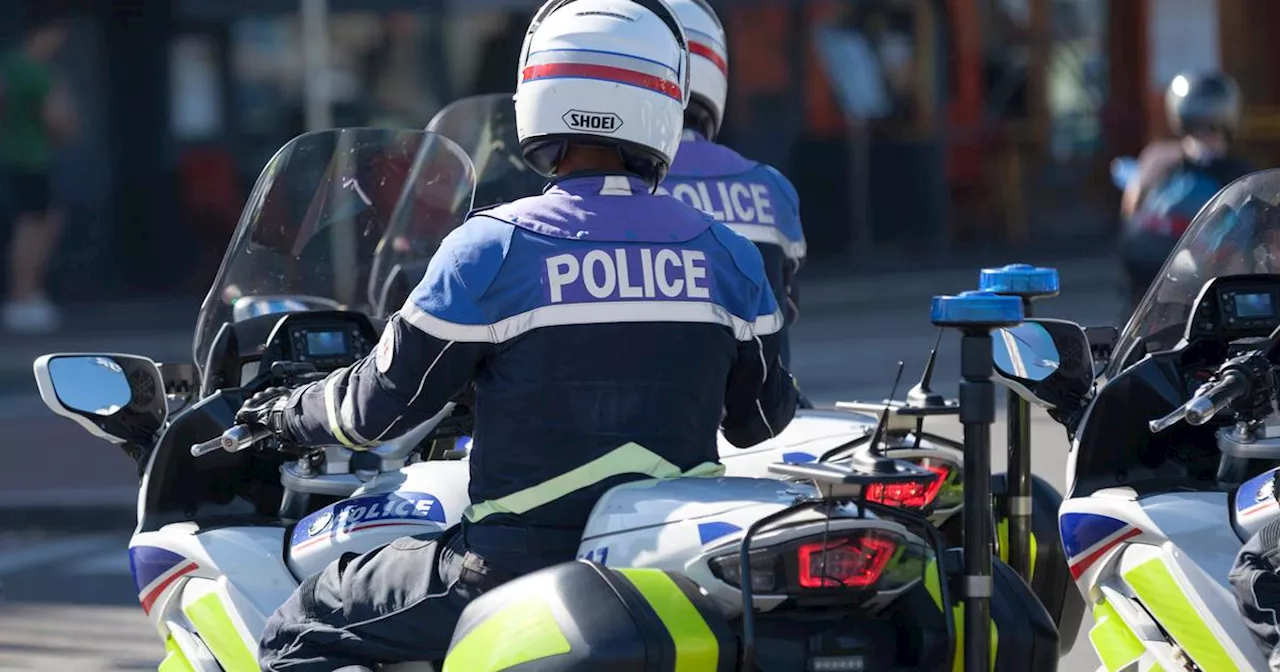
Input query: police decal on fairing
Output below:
<box><xmin>290</xmin><ymin>492</ymin><xmax>447</xmax><ymax>548</ymax></box>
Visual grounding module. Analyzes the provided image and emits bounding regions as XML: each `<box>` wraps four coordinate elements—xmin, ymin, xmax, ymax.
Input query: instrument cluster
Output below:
<box><xmin>260</xmin><ymin>311</ymin><xmax>380</xmax><ymax>375</ymax></box>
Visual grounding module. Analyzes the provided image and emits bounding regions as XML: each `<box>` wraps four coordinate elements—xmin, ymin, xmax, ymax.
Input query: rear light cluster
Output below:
<box><xmin>708</xmin><ymin>528</ymin><xmax>928</xmax><ymax>596</ymax></box>
<box><xmin>865</xmin><ymin>459</ymin><xmax>961</xmax><ymax>511</ymax></box>
<box><xmin>798</xmin><ymin>534</ymin><xmax>896</xmax><ymax>588</ymax></box>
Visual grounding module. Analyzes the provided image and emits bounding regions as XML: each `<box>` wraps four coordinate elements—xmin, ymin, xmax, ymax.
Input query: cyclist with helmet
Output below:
<box><xmin>252</xmin><ymin>1</ymin><xmax>797</xmax><ymax>668</ymax></box>
<box><xmin>1120</xmin><ymin>71</ymin><xmax>1254</xmax><ymax>308</ymax></box>
<box><xmin>661</xmin><ymin>0</ymin><xmax>807</xmax><ymax>372</ymax></box>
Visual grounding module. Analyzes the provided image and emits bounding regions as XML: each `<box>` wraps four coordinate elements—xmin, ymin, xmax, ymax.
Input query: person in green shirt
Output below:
<box><xmin>0</xmin><ymin>12</ymin><xmax>74</xmax><ymax>334</ymax></box>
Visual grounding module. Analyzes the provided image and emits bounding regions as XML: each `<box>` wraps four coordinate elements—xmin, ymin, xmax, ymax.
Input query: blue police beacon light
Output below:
<box><xmin>978</xmin><ymin>263</ymin><xmax>1060</xmax><ymax>298</ymax></box>
<box><xmin>930</xmin><ymin>291</ymin><xmax>1025</xmax><ymax>328</ymax></box>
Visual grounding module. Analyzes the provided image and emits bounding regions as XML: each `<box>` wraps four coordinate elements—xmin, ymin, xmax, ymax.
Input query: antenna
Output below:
<box><xmin>906</xmin><ymin>329</ymin><xmax>947</xmax><ymax>407</ymax></box>
<box><xmin>869</xmin><ymin>361</ymin><xmax>907</xmax><ymax>457</ymax></box>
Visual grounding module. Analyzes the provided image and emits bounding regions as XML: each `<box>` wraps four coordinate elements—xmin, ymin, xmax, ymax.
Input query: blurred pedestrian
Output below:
<box><xmin>1119</xmin><ymin>72</ymin><xmax>1251</xmax><ymax>309</ymax></box>
<box><xmin>0</xmin><ymin>10</ymin><xmax>76</xmax><ymax>334</ymax></box>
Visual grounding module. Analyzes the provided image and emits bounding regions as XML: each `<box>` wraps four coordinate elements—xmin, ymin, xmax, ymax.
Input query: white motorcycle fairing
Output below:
<box><xmin>130</xmin><ymin>526</ymin><xmax>297</xmax><ymax>672</ymax></box>
<box><xmin>1060</xmin><ymin>490</ymin><xmax>1268</xmax><ymax>671</ymax></box>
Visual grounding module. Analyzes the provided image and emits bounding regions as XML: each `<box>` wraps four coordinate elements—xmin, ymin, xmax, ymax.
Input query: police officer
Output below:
<box><xmin>249</xmin><ymin>0</ymin><xmax>797</xmax><ymax>668</ymax></box>
<box><xmin>660</xmin><ymin>0</ymin><xmax>807</xmax><ymax>370</ymax></box>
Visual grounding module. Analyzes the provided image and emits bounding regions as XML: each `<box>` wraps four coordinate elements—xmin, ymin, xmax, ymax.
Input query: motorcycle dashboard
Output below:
<box><xmin>260</xmin><ymin>311</ymin><xmax>381</xmax><ymax>375</ymax></box>
<box><xmin>1182</xmin><ymin>275</ymin><xmax>1280</xmax><ymax>345</ymax></box>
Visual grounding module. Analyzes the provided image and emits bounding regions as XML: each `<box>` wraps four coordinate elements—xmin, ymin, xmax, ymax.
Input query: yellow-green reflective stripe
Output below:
<box><xmin>1089</xmin><ymin>596</ymin><xmax>1145</xmax><ymax>671</ymax></box>
<box><xmin>158</xmin><ymin>635</ymin><xmax>195</xmax><ymax>672</ymax></box>
<box><xmin>442</xmin><ymin>596</ymin><xmax>571</xmax><ymax>672</ymax></box>
<box><xmin>1123</xmin><ymin>558</ymin><xmax>1239</xmax><ymax>672</ymax></box>
<box><xmin>995</xmin><ymin>519</ymin><xmax>1039</xmax><ymax>582</ymax></box>
<box><xmin>922</xmin><ymin>558</ymin><xmax>998</xmax><ymax>672</ymax></box>
<box><xmin>924</xmin><ymin>557</ymin><xmax>944</xmax><ymax>611</ymax></box>
<box><xmin>323</xmin><ymin>375</ymin><xmax>359</xmax><ymax>448</ymax></box>
<box><xmin>951</xmin><ymin>600</ymin><xmax>1000</xmax><ymax>672</ymax></box>
<box><xmin>617</xmin><ymin>569</ymin><xmax>719</xmax><ymax>672</ymax></box>
<box><xmin>465</xmin><ymin>442</ymin><xmax>724</xmax><ymax>522</ymax></box>
<box><xmin>182</xmin><ymin>593</ymin><xmax>257</xmax><ymax>672</ymax></box>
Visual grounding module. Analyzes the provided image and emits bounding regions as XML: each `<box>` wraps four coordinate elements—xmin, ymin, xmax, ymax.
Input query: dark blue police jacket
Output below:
<box><xmin>282</xmin><ymin>173</ymin><xmax>797</xmax><ymax>571</ymax></box>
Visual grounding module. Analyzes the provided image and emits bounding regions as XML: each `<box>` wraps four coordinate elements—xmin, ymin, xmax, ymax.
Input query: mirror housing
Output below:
<box><xmin>34</xmin><ymin>353</ymin><xmax>169</xmax><ymax>446</ymax></box>
<box><xmin>1083</xmin><ymin>325</ymin><xmax>1118</xmax><ymax>369</ymax></box>
<box><xmin>993</xmin><ymin>318</ymin><xmax>1093</xmax><ymax>417</ymax></box>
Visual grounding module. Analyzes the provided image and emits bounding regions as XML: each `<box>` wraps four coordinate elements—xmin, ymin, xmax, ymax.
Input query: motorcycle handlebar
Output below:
<box><xmin>1149</xmin><ymin>370</ymin><xmax>1250</xmax><ymax>433</ymax></box>
<box><xmin>190</xmin><ymin>425</ymin><xmax>273</xmax><ymax>457</ymax></box>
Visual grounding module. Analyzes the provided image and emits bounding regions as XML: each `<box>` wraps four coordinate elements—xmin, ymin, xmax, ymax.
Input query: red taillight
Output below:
<box><xmin>864</xmin><ymin>465</ymin><xmax>950</xmax><ymax>509</ymax></box>
<box><xmin>797</xmin><ymin>533</ymin><xmax>898</xmax><ymax>588</ymax></box>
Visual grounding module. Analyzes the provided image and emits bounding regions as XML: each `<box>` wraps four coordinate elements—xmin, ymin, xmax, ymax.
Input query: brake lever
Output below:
<box><xmin>1149</xmin><ymin>404</ymin><xmax>1190</xmax><ymax>434</ymax></box>
<box><xmin>191</xmin><ymin>425</ymin><xmax>274</xmax><ymax>457</ymax></box>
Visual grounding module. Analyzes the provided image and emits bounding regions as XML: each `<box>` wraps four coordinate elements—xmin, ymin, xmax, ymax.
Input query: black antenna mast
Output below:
<box><xmin>869</xmin><ymin>361</ymin><xmax>907</xmax><ymax>457</ymax></box>
<box><xmin>907</xmin><ymin>329</ymin><xmax>946</xmax><ymax>407</ymax></box>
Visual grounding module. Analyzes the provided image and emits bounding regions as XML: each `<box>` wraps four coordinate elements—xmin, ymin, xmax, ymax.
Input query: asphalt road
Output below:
<box><xmin>0</xmin><ymin>278</ymin><xmax>1124</xmax><ymax>671</ymax></box>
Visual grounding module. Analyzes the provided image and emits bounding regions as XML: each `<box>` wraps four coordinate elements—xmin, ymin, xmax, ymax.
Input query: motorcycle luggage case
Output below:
<box><xmin>991</xmin><ymin>472</ymin><xmax>1085</xmax><ymax>655</ymax></box>
<box><xmin>943</xmin><ymin>549</ymin><xmax>1060</xmax><ymax>671</ymax></box>
<box><xmin>442</xmin><ymin>560</ymin><xmax>737</xmax><ymax>672</ymax></box>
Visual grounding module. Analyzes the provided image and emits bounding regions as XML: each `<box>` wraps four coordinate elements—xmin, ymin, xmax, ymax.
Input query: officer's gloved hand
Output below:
<box><xmin>235</xmin><ymin>386</ymin><xmax>294</xmax><ymax>441</ymax></box>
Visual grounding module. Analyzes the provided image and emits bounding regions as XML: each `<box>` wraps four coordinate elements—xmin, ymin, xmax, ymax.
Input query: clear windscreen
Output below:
<box><xmin>1111</xmin><ymin>169</ymin><xmax>1280</xmax><ymax>376</ymax></box>
<box><xmin>192</xmin><ymin>128</ymin><xmax>476</xmax><ymax>372</ymax></box>
<box><xmin>426</xmin><ymin>93</ymin><xmax>548</xmax><ymax>208</ymax></box>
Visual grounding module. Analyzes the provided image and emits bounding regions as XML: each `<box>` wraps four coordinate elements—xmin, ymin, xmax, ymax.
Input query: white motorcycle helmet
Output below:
<box><xmin>669</xmin><ymin>0</ymin><xmax>728</xmax><ymax>140</ymax></box>
<box><xmin>515</xmin><ymin>0</ymin><xmax>691</xmax><ymax>189</ymax></box>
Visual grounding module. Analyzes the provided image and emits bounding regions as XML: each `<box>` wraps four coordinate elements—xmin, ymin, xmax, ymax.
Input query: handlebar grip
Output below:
<box><xmin>1185</xmin><ymin>371</ymin><xmax>1250</xmax><ymax>426</ymax></box>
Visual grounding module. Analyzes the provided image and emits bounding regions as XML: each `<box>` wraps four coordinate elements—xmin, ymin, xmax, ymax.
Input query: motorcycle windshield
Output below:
<box><xmin>426</xmin><ymin>93</ymin><xmax>548</xmax><ymax>209</ymax></box>
<box><xmin>193</xmin><ymin>128</ymin><xmax>476</xmax><ymax>372</ymax></box>
<box><xmin>1111</xmin><ymin>168</ymin><xmax>1280</xmax><ymax>377</ymax></box>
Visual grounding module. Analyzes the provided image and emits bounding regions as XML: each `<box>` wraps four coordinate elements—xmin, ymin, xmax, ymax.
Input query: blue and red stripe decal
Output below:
<box><xmin>129</xmin><ymin>546</ymin><xmax>198</xmax><ymax>614</ymax></box>
<box><xmin>1060</xmin><ymin>512</ymin><xmax>1143</xmax><ymax>579</ymax></box>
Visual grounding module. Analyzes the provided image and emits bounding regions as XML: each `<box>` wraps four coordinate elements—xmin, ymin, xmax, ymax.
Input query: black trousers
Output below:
<box><xmin>1230</xmin><ymin>518</ymin><xmax>1280</xmax><ymax>669</ymax></box>
<box><xmin>258</xmin><ymin>527</ymin><xmax>512</xmax><ymax>671</ymax></box>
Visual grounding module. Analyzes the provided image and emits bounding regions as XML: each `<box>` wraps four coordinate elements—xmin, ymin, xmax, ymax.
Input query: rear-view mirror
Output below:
<box><xmin>992</xmin><ymin>318</ymin><xmax>1093</xmax><ymax>415</ymax></box>
<box><xmin>34</xmin><ymin>353</ymin><xmax>169</xmax><ymax>445</ymax></box>
<box><xmin>993</xmin><ymin>322</ymin><xmax>1060</xmax><ymax>384</ymax></box>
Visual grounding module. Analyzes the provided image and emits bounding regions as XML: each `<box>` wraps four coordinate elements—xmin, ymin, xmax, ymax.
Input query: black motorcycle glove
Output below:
<box><xmin>235</xmin><ymin>386</ymin><xmax>294</xmax><ymax>441</ymax></box>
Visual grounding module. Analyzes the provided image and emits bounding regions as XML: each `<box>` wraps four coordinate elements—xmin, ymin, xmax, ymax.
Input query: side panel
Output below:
<box><xmin>1117</xmin><ymin>544</ymin><xmax>1265</xmax><ymax>671</ymax></box>
<box><xmin>130</xmin><ymin>526</ymin><xmax>298</xmax><ymax>667</ymax></box>
<box><xmin>181</xmin><ymin>578</ymin><xmax>259</xmax><ymax>672</ymax></box>
<box><xmin>289</xmin><ymin>460</ymin><xmax>471</xmax><ymax>580</ymax></box>
<box><xmin>1088</xmin><ymin>583</ymin><xmax>1183</xmax><ymax>671</ymax></box>
<box><xmin>1062</xmin><ymin>493</ymin><xmax>1268</xmax><ymax>670</ymax></box>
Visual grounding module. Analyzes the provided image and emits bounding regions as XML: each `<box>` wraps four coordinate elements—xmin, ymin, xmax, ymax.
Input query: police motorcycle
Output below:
<box><xmin>1002</xmin><ymin>170</ymin><xmax>1280</xmax><ymax>670</ymax></box>
<box><xmin>426</xmin><ymin>92</ymin><xmax>1084</xmax><ymax>648</ymax></box>
<box><xmin>31</xmin><ymin>126</ymin><xmax>1059</xmax><ymax>671</ymax></box>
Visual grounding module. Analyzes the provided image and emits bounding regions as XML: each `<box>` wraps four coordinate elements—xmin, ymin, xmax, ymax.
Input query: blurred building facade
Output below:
<box><xmin>11</xmin><ymin>0</ymin><xmax>1257</xmax><ymax>300</ymax></box>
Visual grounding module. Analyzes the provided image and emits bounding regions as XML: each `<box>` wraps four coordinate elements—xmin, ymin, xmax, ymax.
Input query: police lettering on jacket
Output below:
<box><xmin>654</xmin><ymin>181</ymin><xmax>776</xmax><ymax>227</ymax></box>
<box><xmin>662</xmin><ymin>134</ymin><xmax>806</xmax><ymax>263</ymax></box>
<box><xmin>544</xmin><ymin>248</ymin><xmax>711</xmax><ymax>303</ymax></box>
